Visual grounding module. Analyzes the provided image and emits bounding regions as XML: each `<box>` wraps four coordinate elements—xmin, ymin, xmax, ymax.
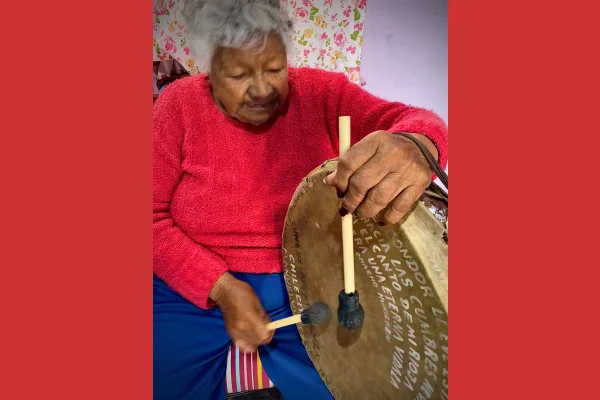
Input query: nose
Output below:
<box><xmin>247</xmin><ymin>74</ymin><xmax>274</xmax><ymax>100</ymax></box>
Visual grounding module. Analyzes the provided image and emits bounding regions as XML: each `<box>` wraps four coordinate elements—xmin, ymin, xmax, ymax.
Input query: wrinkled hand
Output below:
<box><xmin>210</xmin><ymin>273</ymin><xmax>274</xmax><ymax>353</ymax></box>
<box><xmin>324</xmin><ymin>131</ymin><xmax>437</xmax><ymax>225</ymax></box>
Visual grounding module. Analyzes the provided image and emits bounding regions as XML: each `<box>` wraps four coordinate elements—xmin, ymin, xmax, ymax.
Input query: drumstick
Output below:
<box><xmin>266</xmin><ymin>302</ymin><xmax>331</xmax><ymax>330</ymax></box>
<box><xmin>336</xmin><ymin>116</ymin><xmax>365</xmax><ymax>331</ymax></box>
<box><xmin>338</xmin><ymin>116</ymin><xmax>355</xmax><ymax>294</ymax></box>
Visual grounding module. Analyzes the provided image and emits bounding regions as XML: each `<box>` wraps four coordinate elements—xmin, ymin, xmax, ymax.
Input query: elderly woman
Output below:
<box><xmin>153</xmin><ymin>0</ymin><xmax>448</xmax><ymax>399</ymax></box>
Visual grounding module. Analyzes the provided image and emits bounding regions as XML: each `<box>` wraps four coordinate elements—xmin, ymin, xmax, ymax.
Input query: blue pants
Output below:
<box><xmin>153</xmin><ymin>273</ymin><xmax>334</xmax><ymax>400</ymax></box>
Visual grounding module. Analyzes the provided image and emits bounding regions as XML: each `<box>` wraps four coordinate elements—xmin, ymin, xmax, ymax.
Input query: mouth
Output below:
<box><xmin>246</xmin><ymin>100</ymin><xmax>277</xmax><ymax>110</ymax></box>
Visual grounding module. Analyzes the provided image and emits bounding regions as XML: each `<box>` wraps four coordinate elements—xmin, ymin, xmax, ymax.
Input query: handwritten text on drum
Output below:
<box><xmin>355</xmin><ymin>218</ymin><xmax>448</xmax><ymax>400</ymax></box>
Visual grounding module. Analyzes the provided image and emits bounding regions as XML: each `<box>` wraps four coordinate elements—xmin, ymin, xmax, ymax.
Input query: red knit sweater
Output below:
<box><xmin>153</xmin><ymin>67</ymin><xmax>448</xmax><ymax>309</ymax></box>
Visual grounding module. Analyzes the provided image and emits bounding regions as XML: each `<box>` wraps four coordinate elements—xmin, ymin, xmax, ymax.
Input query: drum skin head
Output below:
<box><xmin>282</xmin><ymin>160</ymin><xmax>448</xmax><ymax>400</ymax></box>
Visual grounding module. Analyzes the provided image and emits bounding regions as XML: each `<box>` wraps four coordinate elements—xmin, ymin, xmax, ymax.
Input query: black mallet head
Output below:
<box><xmin>300</xmin><ymin>301</ymin><xmax>332</xmax><ymax>325</ymax></box>
<box><xmin>337</xmin><ymin>290</ymin><xmax>365</xmax><ymax>330</ymax></box>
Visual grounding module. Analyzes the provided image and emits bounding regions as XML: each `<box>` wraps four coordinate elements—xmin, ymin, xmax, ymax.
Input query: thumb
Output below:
<box><xmin>257</xmin><ymin>313</ymin><xmax>274</xmax><ymax>343</ymax></box>
<box><xmin>252</xmin><ymin>319</ymin><xmax>272</xmax><ymax>344</ymax></box>
<box><xmin>323</xmin><ymin>169</ymin><xmax>337</xmax><ymax>186</ymax></box>
<box><xmin>261</xmin><ymin>327</ymin><xmax>275</xmax><ymax>345</ymax></box>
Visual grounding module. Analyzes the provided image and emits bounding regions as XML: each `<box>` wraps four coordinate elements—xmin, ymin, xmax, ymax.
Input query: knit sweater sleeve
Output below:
<box><xmin>153</xmin><ymin>84</ymin><xmax>228</xmax><ymax>310</ymax></box>
<box><xmin>320</xmin><ymin>70</ymin><xmax>448</xmax><ymax>170</ymax></box>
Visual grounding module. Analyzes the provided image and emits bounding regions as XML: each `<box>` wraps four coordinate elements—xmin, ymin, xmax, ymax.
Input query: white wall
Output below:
<box><xmin>361</xmin><ymin>0</ymin><xmax>448</xmax><ymax>123</ymax></box>
<box><xmin>360</xmin><ymin>0</ymin><xmax>448</xmax><ymax>187</ymax></box>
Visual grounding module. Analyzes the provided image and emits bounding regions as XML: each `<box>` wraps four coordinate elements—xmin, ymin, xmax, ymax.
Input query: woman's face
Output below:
<box><xmin>209</xmin><ymin>33</ymin><xmax>289</xmax><ymax>126</ymax></box>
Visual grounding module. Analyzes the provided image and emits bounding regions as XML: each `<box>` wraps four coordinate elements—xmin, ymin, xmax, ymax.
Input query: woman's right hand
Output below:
<box><xmin>210</xmin><ymin>272</ymin><xmax>274</xmax><ymax>353</ymax></box>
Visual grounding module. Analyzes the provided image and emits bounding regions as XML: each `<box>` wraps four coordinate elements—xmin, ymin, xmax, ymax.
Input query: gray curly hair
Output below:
<box><xmin>182</xmin><ymin>0</ymin><xmax>295</xmax><ymax>72</ymax></box>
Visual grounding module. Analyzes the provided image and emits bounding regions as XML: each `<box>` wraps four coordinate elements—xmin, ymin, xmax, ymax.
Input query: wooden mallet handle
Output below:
<box><xmin>266</xmin><ymin>302</ymin><xmax>331</xmax><ymax>330</ymax></box>
<box><xmin>339</xmin><ymin>116</ymin><xmax>355</xmax><ymax>294</ymax></box>
<box><xmin>266</xmin><ymin>314</ymin><xmax>302</xmax><ymax>330</ymax></box>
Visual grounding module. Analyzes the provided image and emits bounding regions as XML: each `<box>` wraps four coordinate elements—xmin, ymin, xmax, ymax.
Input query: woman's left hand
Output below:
<box><xmin>324</xmin><ymin>130</ymin><xmax>438</xmax><ymax>225</ymax></box>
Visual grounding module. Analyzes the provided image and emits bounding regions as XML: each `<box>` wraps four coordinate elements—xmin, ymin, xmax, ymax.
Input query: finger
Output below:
<box><xmin>383</xmin><ymin>186</ymin><xmax>422</xmax><ymax>225</ymax></box>
<box><xmin>334</xmin><ymin>134</ymin><xmax>381</xmax><ymax>194</ymax></box>
<box><xmin>355</xmin><ymin>173</ymin><xmax>406</xmax><ymax>219</ymax></box>
<box><xmin>234</xmin><ymin>322</ymin><xmax>268</xmax><ymax>350</ymax></box>
<box><xmin>258</xmin><ymin>313</ymin><xmax>274</xmax><ymax>344</ymax></box>
<box><xmin>324</xmin><ymin>170</ymin><xmax>347</xmax><ymax>198</ymax></box>
<box><xmin>245</xmin><ymin>308</ymin><xmax>273</xmax><ymax>345</ymax></box>
<box><xmin>242</xmin><ymin>324</ymin><xmax>271</xmax><ymax>348</ymax></box>
<box><xmin>236</xmin><ymin>340</ymin><xmax>256</xmax><ymax>354</ymax></box>
<box><xmin>323</xmin><ymin>170</ymin><xmax>336</xmax><ymax>185</ymax></box>
<box><xmin>339</xmin><ymin>154</ymin><xmax>389</xmax><ymax>215</ymax></box>
<box><xmin>261</xmin><ymin>329</ymin><xmax>275</xmax><ymax>345</ymax></box>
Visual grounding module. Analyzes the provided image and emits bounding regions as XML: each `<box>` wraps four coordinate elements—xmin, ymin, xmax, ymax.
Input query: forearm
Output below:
<box><xmin>385</xmin><ymin>110</ymin><xmax>447</xmax><ymax>169</ymax></box>
<box><xmin>153</xmin><ymin>86</ymin><xmax>231</xmax><ymax>309</ymax></box>
<box><xmin>209</xmin><ymin>271</ymin><xmax>237</xmax><ymax>304</ymax></box>
<box><xmin>324</xmin><ymin>72</ymin><xmax>447</xmax><ymax>169</ymax></box>
<box><xmin>153</xmin><ymin>208</ymin><xmax>229</xmax><ymax>309</ymax></box>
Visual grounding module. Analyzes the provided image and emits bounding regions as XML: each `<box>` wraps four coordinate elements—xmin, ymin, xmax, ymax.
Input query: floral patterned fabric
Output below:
<box><xmin>153</xmin><ymin>0</ymin><xmax>366</xmax><ymax>84</ymax></box>
<box><xmin>284</xmin><ymin>0</ymin><xmax>366</xmax><ymax>85</ymax></box>
<box><xmin>153</xmin><ymin>0</ymin><xmax>200</xmax><ymax>74</ymax></box>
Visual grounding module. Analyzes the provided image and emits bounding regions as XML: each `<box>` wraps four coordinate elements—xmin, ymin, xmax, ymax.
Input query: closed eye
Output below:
<box><xmin>230</xmin><ymin>73</ymin><xmax>247</xmax><ymax>80</ymax></box>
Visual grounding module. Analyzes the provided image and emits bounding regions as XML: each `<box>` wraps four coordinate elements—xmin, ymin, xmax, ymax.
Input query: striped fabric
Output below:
<box><xmin>225</xmin><ymin>344</ymin><xmax>274</xmax><ymax>394</ymax></box>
